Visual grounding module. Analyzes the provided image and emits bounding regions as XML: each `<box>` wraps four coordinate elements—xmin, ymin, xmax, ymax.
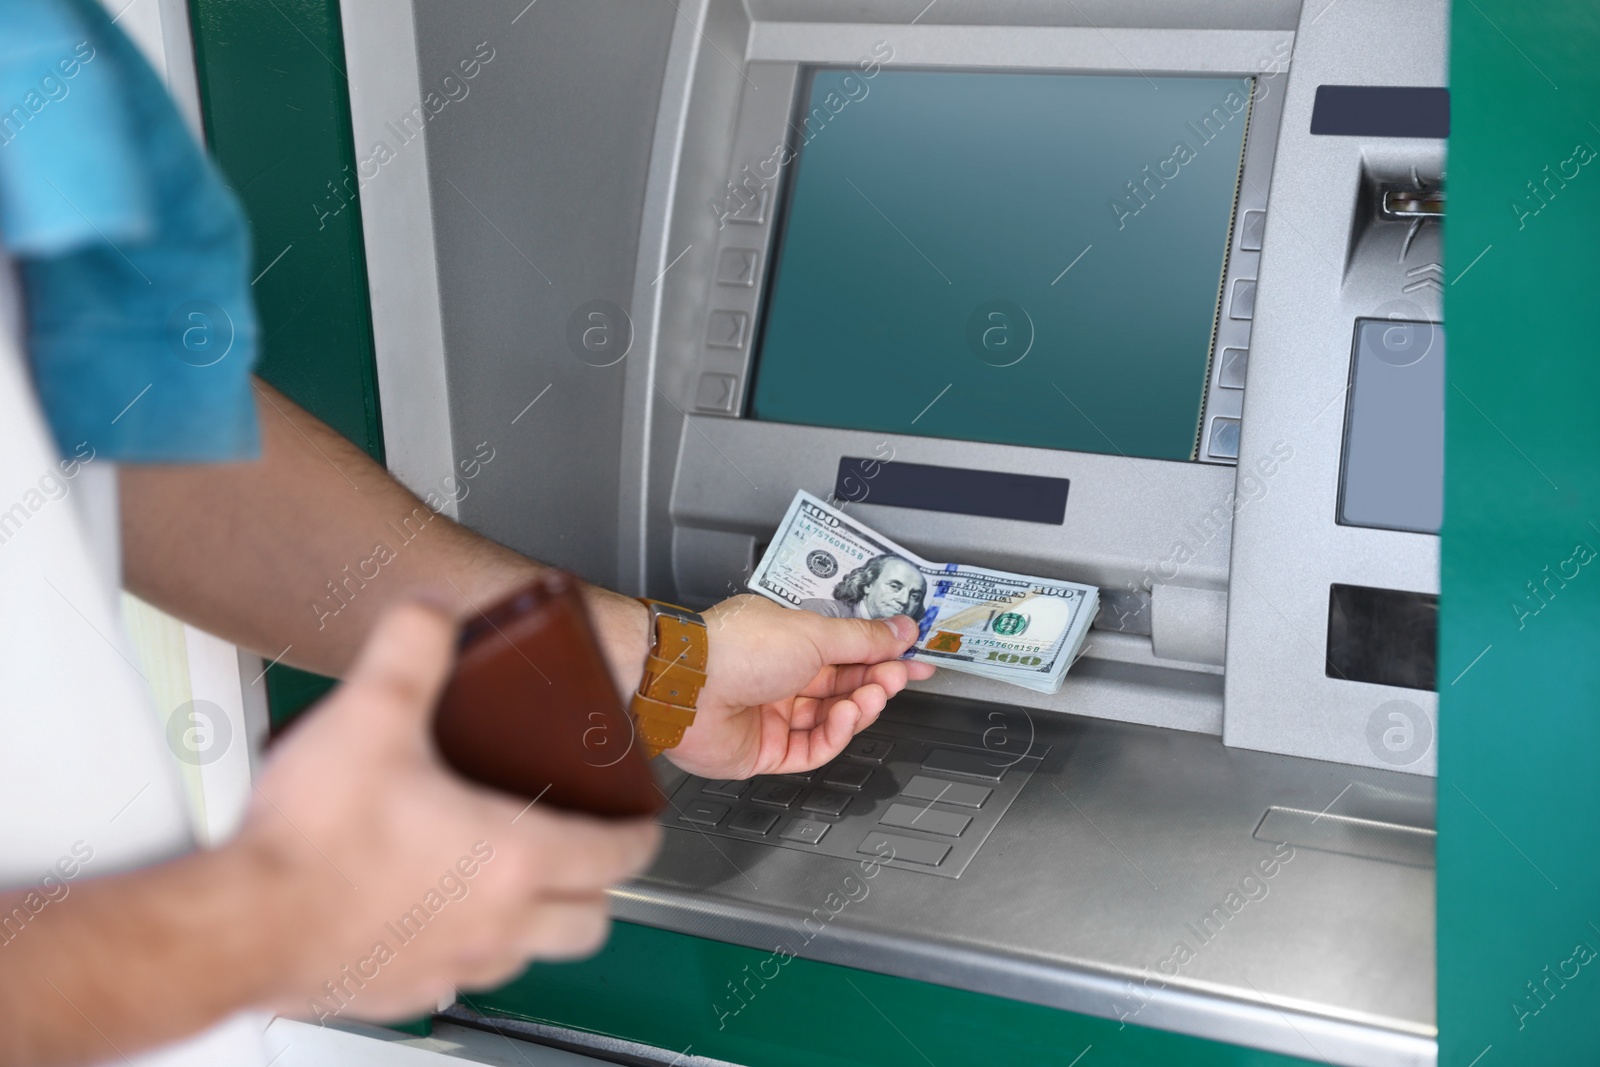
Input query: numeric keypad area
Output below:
<box><xmin>660</xmin><ymin>725</ymin><xmax>1048</xmax><ymax>878</ymax></box>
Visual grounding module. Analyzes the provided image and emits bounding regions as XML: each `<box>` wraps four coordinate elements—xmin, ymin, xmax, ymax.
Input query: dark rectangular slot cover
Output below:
<box><xmin>1310</xmin><ymin>85</ymin><xmax>1450</xmax><ymax>138</ymax></box>
<box><xmin>1326</xmin><ymin>583</ymin><xmax>1438</xmax><ymax>691</ymax></box>
<box><xmin>835</xmin><ymin>457</ymin><xmax>1069</xmax><ymax>525</ymax></box>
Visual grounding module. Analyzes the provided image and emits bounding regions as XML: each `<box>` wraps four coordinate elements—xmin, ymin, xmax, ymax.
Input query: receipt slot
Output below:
<box><xmin>344</xmin><ymin>1</ymin><xmax>1450</xmax><ymax>1064</ymax></box>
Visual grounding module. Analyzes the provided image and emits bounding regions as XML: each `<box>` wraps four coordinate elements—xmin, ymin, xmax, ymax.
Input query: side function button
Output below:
<box><xmin>1208</xmin><ymin>417</ymin><xmax>1241</xmax><ymax>461</ymax></box>
<box><xmin>801</xmin><ymin>790</ymin><xmax>853</xmax><ymax>817</ymax></box>
<box><xmin>845</xmin><ymin>736</ymin><xmax>894</xmax><ymax>764</ymax></box>
<box><xmin>780</xmin><ymin>819</ymin><xmax>830</xmax><ymax>845</ymax></box>
<box><xmin>716</xmin><ymin>248</ymin><xmax>760</xmax><ymax>287</ymax></box>
<box><xmin>750</xmin><ymin>781</ymin><xmax>802</xmax><ymax>808</ymax></box>
<box><xmin>858</xmin><ymin>831</ymin><xmax>950</xmax><ymax>867</ymax></box>
<box><xmin>901</xmin><ymin>775</ymin><xmax>991</xmax><ymax>809</ymax></box>
<box><xmin>681</xmin><ymin>800</ymin><xmax>728</xmax><ymax>827</ymax></box>
<box><xmin>1229</xmin><ymin>279</ymin><xmax>1257</xmax><ymax>321</ymax></box>
<box><xmin>706</xmin><ymin>310</ymin><xmax>750</xmax><ymax>351</ymax></box>
<box><xmin>701</xmin><ymin>779</ymin><xmax>747</xmax><ymax>799</ymax></box>
<box><xmin>1217</xmin><ymin>348</ymin><xmax>1248</xmax><ymax>390</ymax></box>
<box><xmin>921</xmin><ymin>748</ymin><xmax>1006</xmax><ymax>781</ymax></box>
<box><xmin>879</xmin><ymin>803</ymin><xmax>971</xmax><ymax>838</ymax></box>
<box><xmin>1238</xmin><ymin>209</ymin><xmax>1266</xmax><ymax>251</ymax></box>
<box><xmin>729</xmin><ymin>809</ymin><xmax>779</xmax><ymax>835</ymax></box>
<box><xmin>822</xmin><ymin>763</ymin><xmax>874</xmax><ymax>791</ymax></box>
<box><xmin>694</xmin><ymin>372</ymin><xmax>738</xmax><ymax>413</ymax></box>
<box><xmin>725</xmin><ymin>186</ymin><xmax>769</xmax><ymax>225</ymax></box>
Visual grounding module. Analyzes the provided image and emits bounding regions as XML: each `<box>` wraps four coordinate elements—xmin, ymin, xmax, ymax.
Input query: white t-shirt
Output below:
<box><xmin>0</xmin><ymin>256</ymin><xmax>268</xmax><ymax>1064</ymax></box>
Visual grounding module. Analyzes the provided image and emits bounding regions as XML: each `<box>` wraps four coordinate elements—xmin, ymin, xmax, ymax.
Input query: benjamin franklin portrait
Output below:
<box><xmin>800</xmin><ymin>554</ymin><xmax>927</xmax><ymax>621</ymax></box>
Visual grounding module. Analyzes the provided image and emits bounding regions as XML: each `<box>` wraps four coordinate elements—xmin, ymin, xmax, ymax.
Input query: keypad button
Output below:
<box><xmin>750</xmin><ymin>781</ymin><xmax>802</xmax><ymax>808</ymax></box>
<box><xmin>858</xmin><ymin>831</ymin><xmax>950</xmax><ymax>867</ymax></box>
<box><xmin>921</xmin><ymin>748</ymin><xmax>1006</xmax><ymax>781</ymax></box>
<box><xmin>702</xmin><ymin>779</ymin><xmax>747</xmax><ymax>799</ymax></box>
<box><xmin>901</xmin><ymin>775</ymin><xmax>991</xmax><ymax>809</ymax></box>
<box><xmin>780</xmin><ymin>819</ymin><xmax>830</xmax><ymax>845</ymax></box>
<box><xmin>879</xmin><ymin>802</ymin><xmax>971</xmax><ymax>838</ymax></box>
<box><xmin>681</xmin><ymin>799</ymin><xmax>728</xmax><ymax>827</ymax></box>
<box><xmin>729</xmin><ymin>809</ymin><xmax>779</xmax><ymax>835</ymax></box>
<box><xmin>845</xmin><ymin>736</ymin><xmax>894</xmax><ymax>763</ymax></box>
<box><xmin>801</xmin><ymin>790</ymin><xmax>852</xmax><ymax>817</ymax></box>
<box><xmin>822</xmin><ymin>763</ymin><xmax>874</xmax><ymax>790</ymax></box>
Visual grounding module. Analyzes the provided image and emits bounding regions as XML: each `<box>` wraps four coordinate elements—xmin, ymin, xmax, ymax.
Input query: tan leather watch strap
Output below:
<box><xmin>630</xmin><ymin>600</ymin><xmax>708</xmax><ymax>758</ymax></box>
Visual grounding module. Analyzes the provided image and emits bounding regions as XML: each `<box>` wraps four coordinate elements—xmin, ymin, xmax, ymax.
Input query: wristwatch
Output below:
<box><xmin>630</xmin><ymin>599</ymin><xmax>709</xmax><ymax>759</ymax></box>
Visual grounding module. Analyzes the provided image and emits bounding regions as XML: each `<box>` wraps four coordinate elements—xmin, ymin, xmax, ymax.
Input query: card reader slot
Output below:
<box><xmin>1254</xmin><ymin>805</ymin><xmax>1435</xmax><ymax>868</ymax></box>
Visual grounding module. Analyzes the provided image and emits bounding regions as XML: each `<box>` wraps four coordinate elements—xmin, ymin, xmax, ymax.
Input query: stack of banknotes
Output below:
<box><xmin>748</xmin><ymin>491</ymin><xmax>1100</xmax><ymax>694</ymax></box>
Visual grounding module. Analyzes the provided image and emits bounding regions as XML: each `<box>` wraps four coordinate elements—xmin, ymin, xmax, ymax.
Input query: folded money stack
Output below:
<box><xmin>748</xmin><ymin>491</ymin><xmax>1100</xmax><ymax>694</ymax></box>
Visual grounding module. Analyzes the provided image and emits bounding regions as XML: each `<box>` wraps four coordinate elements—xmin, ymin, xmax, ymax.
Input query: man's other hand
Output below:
<box><xmin>666</xmin><ymin>595</ymin><xmax>936</xmax><ymax>780</ymax></box>
<box><xmin>240</xmin><ymin>600</ymin><xmax>660</xmax><ymax>1024</ymax></box>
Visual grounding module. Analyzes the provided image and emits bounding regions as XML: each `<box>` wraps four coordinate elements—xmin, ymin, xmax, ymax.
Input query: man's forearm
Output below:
<box><xmin>0</xmin><ymin>845</ymin><xmax>284</xmax><ymax>1066</ymax></box>
<box><xmin>121</xmin><ymin>380</ymin><xmax>649</xmax><ymax>692</ymax></box>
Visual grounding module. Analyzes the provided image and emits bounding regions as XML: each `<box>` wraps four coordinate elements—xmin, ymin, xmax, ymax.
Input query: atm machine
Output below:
<box><xmin>347</xmin><ymin>1</ymin><xmax>1448</xmax><ymax>1064</ymax></box>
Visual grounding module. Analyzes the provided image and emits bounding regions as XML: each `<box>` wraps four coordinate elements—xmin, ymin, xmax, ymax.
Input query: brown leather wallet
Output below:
<box><xmin>433</xmin><ymin>572</ymin><xmax>664</xmax><ymax>818</ymax></box>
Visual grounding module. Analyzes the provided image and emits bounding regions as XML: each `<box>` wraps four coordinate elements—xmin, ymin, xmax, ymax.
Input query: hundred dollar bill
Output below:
<box><xmin>748</xmin><ymin>491</ymin><xmax>1099</xmax><ymax>694</ymax></box>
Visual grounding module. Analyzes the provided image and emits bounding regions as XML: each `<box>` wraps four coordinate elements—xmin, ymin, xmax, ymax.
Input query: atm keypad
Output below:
<box><xmin>663</xmin><ymin>727</ymin><xmax>1047</xmax><ymax>878</ymax></box>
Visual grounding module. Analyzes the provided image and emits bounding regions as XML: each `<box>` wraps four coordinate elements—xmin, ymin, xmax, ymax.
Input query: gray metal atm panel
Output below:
<box><xmin>628</xmin><ymin>694</ymin><xmax>1435</xmax><ymax>1067</ymax></box>
<box><xmin>1221</xmin><ymin>0</ymin><xmax>1445</xmax><ymax>775</ymax></box>
<box><xmin>414</xmin><ymin>0</ymin><xmax>675</xmax><ymax>588</ymax></box>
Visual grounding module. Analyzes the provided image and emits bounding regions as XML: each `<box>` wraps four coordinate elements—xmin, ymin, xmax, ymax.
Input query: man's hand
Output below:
<box><xmin>0</xmin><ymin>601</ymin><xmax>659</xmax><ymax>1066</ymax></box>
<box><xmin>663</xmin><ymin>595</ymin><xmax>936</xmax><ymax>780</ymax></box>
<box><xmin>243</xmin><ymin>599</ymin><xmax>660</xmax><ymax>1022</ymax></box>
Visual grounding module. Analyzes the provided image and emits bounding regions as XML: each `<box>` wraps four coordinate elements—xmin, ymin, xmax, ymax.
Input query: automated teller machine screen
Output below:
<box><xmin>751</xmin><ymin>70</ymin><xmax>1250</xmax><ymax>462</ymax></box>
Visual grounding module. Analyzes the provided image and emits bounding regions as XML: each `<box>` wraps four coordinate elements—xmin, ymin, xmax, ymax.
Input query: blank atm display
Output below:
<box><xmin>749</xmin><ymin>69</ymin><xmax>1253</xmax><ymax>462</ymax></box>
<box><xmin>1338</xmin><ymin>319</ymin><xmax>1445</xmax><ymax>534</ymax></box>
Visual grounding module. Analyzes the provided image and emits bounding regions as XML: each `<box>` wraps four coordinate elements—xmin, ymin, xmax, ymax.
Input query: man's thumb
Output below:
<box><xmin>345</xmin><ymin>597</ymin><xmax>460</xmax><ymax>723</ymax></box>
<box><xmin>812</xmin><ymin>613</ymin><xmax>918</xmax><ymax>665</ymax></box>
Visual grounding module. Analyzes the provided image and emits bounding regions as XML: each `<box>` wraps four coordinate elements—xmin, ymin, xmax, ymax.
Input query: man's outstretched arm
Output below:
<box><xmin>120</xmin><ymin>379</ymin><xmax>933</xmax><ymax>777</ymax></box>
<box><xmin>120</xmin><ymin>379</ymin><xmax>652</xmax><ymax>693</ymax></box>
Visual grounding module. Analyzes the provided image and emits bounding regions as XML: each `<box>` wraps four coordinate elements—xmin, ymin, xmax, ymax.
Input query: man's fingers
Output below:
<box><xmin>513</xmin><ymin>895</ymin><xmax>613</xmax><ymax>962</ymax></box>
<box><xmin>513</xmin><ymin>813</ymin><xmax>660</xmax><ymax>894</ymax></box>
<box><xmin>343</xmin><ymin>598</ymin><xmax>460</xmax><ymax>725</ymax></box>
<box><xmin>808</xmin><ymin>613</ymin><xmax>917</xmax><ymax>667</ymax></box>
<box><xmin>802</xmin><ymin>657</ymin><xmax>937</xmax><ymax>701</ymax></box>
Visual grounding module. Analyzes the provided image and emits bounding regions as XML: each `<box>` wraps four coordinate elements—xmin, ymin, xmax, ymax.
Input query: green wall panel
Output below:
<box><xmin>466</xmin><ymin>921</ymin><xmax>1321</xmax><ymax>1067</ymax></box>
<box><xmin>1441</xmin><ymin>2</ymin><xmax>1600</xmax><ymax>1065</ymax></box>
<box><xmin>187</xmin><ymin>0</ymin><xmax>381</xmax><ymax>726</ymax></box>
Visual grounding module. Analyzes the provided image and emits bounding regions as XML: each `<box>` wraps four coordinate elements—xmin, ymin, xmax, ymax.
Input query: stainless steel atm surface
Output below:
<box><xmin>353</xmin><ymin>1</ymin><xmax>1448</xmax><ymax>1064</ymax></box>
